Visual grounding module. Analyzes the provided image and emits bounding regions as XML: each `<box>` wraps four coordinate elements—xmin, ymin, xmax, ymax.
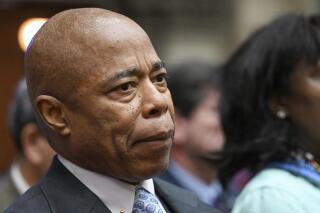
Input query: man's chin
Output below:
<box><xmin>127</xmin><ymin>162</ymin><xmax>169</xmax><ymax>182</ymax></box>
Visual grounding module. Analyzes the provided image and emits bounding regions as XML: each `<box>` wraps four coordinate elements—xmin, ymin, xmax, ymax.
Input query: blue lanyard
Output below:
<box><xmin>268</xmin><ymin>160</ymin><xmax>320</xmax><ymax>187</ymax></box>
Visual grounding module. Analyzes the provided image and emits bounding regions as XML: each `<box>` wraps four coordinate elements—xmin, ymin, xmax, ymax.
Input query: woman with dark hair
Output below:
<box><xmin>220</xmin><ymin>14</ymin><xmax>320</xmax><ymax>212</ymax></box>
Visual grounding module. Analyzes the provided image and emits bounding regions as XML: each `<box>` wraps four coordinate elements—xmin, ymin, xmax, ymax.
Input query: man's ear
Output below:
<box><xmin>36</xmin><ymin>95</ymin><xmax>70</xmax><ymax>136</ymax></box>
<box><xmin>268</xmin><ymin>96</ymin><xmax>289</xmax><ymax>119</ymax></box>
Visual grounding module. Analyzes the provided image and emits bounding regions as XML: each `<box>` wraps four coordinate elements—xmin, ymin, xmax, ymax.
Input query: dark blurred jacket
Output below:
<box><xmin>0</xmin><ymin>173</ymin><xmax>19</xmax><ymax>212</ymax></box>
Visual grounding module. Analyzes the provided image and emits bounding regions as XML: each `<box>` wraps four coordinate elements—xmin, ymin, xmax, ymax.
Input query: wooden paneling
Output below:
<box><xmin>0</xmin><ymin>10</ymin><xmax>24</xmax><ymax>173</ymax></box>
<box><xmin>0</xmin><ymin>8</ymin><xmax>64</xmax><ymax>173</ymax></box>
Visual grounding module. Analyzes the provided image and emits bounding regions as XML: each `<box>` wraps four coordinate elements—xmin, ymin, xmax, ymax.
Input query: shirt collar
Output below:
<box><xmin>58</xmin><ymin>155</ymin><xmax>155</xmax><ymax>213</ymax></box>
<box><xmin>10</xmin><ymin>162</ymin><xmax>30</xmax><ymax>195</ymax></box>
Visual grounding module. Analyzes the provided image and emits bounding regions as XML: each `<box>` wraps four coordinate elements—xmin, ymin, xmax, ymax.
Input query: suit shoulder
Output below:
<box><xmin>0</xmin><ymin>173</ymin><xmax>12</xmax><ymax>190</ymax></box>
<box><xmin>0</xmin><ymin>174</ymin><xmax>20</xmax><ymax>212</ymax></box>
<box><xmin>4</xmin><ymin>185</ymin><xmax>51</xmax><ymax>213</ymax></box>
<box><xmin>154</xmin><ymin>178</ymin><xmax>221</xmax><ymax>213</ymax></box>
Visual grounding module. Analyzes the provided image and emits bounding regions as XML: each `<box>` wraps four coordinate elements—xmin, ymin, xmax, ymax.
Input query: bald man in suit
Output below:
<box><xmin>5</xmin><ymin>8</ymin><xmax>220</xmax><ymax>213</ymax></box>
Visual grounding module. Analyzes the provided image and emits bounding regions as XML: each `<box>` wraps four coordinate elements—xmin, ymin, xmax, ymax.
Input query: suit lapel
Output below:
<box><xmin>89</xmin><ymin>200</ymin><xmax>112</xmax><ymax>213</ymax></box>
<box><xmin>154</xmin><ymin>178</ymin><xmax>199</xmax><ymax>212</ymax></box>
<box><xmin>39</xmin><ymin>157</ymin><xmax>111</xmax><ymax>213</ymax></box>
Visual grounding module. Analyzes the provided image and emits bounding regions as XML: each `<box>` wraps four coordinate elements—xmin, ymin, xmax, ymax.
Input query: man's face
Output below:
<box><xmin>186</xmin><ymin>89</ymin><xmax>224</xmax><ymax>156</ymax></box>
<box><xmin>63</xmin><ymin>30</ymin><xmax>175</xmax><ymax>183</ymax></box>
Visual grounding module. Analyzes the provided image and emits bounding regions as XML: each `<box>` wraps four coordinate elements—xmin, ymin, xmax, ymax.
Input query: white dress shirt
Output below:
<box><xmin>10</xmin><ymin>163</ymin><xmax>30</xmax><ymax>195</ymax></box>
<box><xmin>58</xmin><ymin>155</ymin><xmax>166</xmax><ymax>213</ymax></box>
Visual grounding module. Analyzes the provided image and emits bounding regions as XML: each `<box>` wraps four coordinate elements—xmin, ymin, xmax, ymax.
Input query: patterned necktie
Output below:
<box><xmin>132</xmin><ymin>187</ymin><xmax>164</xmax><ymax>213</ymax></box>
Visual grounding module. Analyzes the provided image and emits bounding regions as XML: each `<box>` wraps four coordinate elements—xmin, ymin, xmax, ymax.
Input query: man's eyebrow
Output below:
<box><xmin>111</xmin><ymin>67</ymin><xmax>138</xmax><ymax>81</ymax></box>
<box><xmin>152</xmin><ymin>61</ymin><xmax>166</xmax><ymax>71</ymax></box>
<box><xmin>110</xmin><ymin>61</ymin><xmax>164</xmax><ymax>81</ymax></box>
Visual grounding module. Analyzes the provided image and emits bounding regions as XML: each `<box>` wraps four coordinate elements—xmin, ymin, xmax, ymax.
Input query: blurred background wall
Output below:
<box><xmin>0</xmin><ymin>0</ymin><xmax>319</xmax><ymax>173</ymax></box>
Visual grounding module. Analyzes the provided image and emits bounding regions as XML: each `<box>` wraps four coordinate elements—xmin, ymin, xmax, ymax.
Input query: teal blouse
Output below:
<box><xmin>232</xmin><ymin>168</ymin><xmax>320</xmax><ymax>213</ymax></box>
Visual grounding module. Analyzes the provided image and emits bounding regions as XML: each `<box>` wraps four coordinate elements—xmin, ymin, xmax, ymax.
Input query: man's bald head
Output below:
<box><xmin>25</xmin><ymin>8</ymin><xmax>151</xmax><ymax>106</ymax></box>
<box><xmin>24</xmin><ymin>8</ymin><xmax>175</xmax><ymax>182</ymax></box>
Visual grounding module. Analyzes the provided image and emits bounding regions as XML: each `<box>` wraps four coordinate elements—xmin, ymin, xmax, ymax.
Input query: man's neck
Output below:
<box><xmin>17</xmin><ymin>157</ymin><xmax>40</xmax><ymax>187</ymax></box>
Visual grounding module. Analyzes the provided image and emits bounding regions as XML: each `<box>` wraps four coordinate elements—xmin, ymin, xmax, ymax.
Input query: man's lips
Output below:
<box><xmin>134</xmin><ymin>130</ymin><xmax>174</xmax><ymax>144</ymax></box>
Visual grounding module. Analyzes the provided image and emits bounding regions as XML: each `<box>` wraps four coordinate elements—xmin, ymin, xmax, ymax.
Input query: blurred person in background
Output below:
<box><xmin>0</xmin><ymin>78</ymin><xmax>55</xmax><ymax>211</ymax></box>
<box><xmin>159</xmin><ymin>62</ymin><xmax>225</xmax><ymax>207</ymax></box>
<box><xmin>219</xmin><ymin>14</ymin><xmax>320</xmax><ymax>213</ymax></box>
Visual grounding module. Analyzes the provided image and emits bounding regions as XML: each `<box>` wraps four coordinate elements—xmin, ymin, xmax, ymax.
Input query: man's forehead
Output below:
<box><xmin>60</xmin><ymin>32</ymin><xmax>159</xmax><ymax>87</ymax></box>
<box><xmin>25</xmin><ymin>8</ymin><xmax>156</xmax><ymax>100</ymax></box>
<box><xmin>72</xmin><ymin>18</ymin><xmax>151</xmax><ymax>59</ymax></box>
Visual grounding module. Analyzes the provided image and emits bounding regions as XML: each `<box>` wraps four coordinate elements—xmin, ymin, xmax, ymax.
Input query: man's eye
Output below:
<box><xmin>156</xmin><ymin>76</ymin><xmax>164</xmax><ymax>82</ymax></box>
<box><xmin>107</xmin><ymin>81</ymin><xmax>136</xmax><ymax>101</ymax></box>
<box><xmin>119</xmin><ymin>82</ymin><xmax>132</xmax><ymax>91</ymax></box>
<box><xmin>154</xmin><ymin>73</ymin><xmax>167</xmax><ymax>84</ymax></box>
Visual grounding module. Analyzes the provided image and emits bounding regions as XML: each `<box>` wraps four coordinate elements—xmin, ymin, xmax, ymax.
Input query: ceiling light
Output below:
<box><xmin>18</xmin><ymin>18</ymin><xmax>47</xmax><ymax>52</ymax></box>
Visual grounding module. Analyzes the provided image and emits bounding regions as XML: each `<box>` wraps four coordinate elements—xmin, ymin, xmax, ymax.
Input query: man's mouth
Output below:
<box><xmin>135</xmin><ymin>130</ymin><xmax>174</xmax><ymax>144</ymax></box>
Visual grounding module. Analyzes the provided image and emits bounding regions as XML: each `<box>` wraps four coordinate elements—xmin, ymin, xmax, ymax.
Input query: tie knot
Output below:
<box><xmin>133</xmin><ymin>187</ymin><xmax>164</xmax><ymax>213</ymax></box>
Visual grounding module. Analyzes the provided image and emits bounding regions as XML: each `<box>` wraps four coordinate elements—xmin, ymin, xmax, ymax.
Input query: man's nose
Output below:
<box><xmin>141</xmin><ymin>82</ymin><xmax>169</xmax><ymax>118</ymax></box>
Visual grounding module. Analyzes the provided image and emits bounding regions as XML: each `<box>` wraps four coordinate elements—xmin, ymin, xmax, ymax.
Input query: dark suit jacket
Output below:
<box><xmin>4</xmin><ymin>157</ymin><xmax>220</xmax><ymax>213</ymax></box>
<box><xmin>0</xmin><ymin>172</ymin><xmax>20</xmax><ymax>212</ymax></box>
